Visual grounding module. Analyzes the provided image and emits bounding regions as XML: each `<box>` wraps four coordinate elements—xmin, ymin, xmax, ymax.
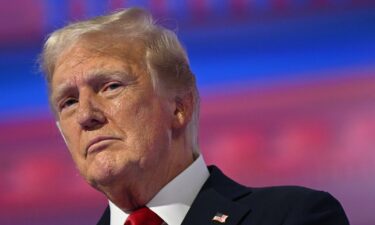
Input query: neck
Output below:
<box><xmin>100</xmin><ymin>142</ymin><xmax>194</xmax><ymax>211</ymax></box>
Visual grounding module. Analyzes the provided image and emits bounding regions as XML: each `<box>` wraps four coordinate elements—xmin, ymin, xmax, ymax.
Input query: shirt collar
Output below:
<box><xmin>109</xmin><ymin>154</ymin><xmax>209</xmax><ymax>225</ymax></box>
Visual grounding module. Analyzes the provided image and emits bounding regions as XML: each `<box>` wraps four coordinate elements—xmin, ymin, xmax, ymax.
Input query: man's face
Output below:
<box><xmin>50</xmin><ymin>42</ymin><xmax>176</xmax><ymax>192</ymax></box>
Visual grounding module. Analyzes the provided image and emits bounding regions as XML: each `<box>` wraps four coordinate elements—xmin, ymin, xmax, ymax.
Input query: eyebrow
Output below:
<box><xmin>51</xmin><ymin>70</ymin><xmax>136</xmax><ymax>104</ymax></box>
<box><xmin>51</xmin><ymin>82</ymin><xmax>77</xmax><ymax>106</ymax></box>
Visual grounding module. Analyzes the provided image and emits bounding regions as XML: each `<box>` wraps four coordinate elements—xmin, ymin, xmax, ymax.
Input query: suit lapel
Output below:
<box><xmin>181</xmin><ymin>166</ymin><xmax>252</xmax><ymax>225</ymax></box>
<box><xmin>96</xmin><ymin>166</ymin><xmax>252</xmax><ymax>225</ymax></box>
<box><xmin>96</xmin><ymin>206</ymin><xmax>110</xmax><ymax>225</ymax></box>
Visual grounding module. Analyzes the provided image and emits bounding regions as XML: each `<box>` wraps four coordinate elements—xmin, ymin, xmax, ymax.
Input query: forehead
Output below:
<box><xmin>56</xmin><ymin>35</ymin><xmax>145</xmax><ymax>69</ymax></box>
<box><xmin>51</xmin><ymin>37</ymin><xmax>147</xmax><ymax>85</ymax></box>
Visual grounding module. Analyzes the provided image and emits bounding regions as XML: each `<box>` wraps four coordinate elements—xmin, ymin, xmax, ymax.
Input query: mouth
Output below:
<box><xmin>86</xmin><ymin>136</ymin><xmax>122</xmax><ymax>155</ymax></box>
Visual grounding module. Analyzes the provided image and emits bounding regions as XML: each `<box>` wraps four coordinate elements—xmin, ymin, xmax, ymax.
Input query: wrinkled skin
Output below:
<box><xmin>50</xmin><ymin>40</ymin><xmax>194</xmax><ymax>210</ymax></box>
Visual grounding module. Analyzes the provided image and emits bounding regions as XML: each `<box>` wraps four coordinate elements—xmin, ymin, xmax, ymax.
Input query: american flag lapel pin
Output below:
<box><xmin>212</xmin><ymin>212</ymin><xmax>229</xmax><ymax>223</ymax></box>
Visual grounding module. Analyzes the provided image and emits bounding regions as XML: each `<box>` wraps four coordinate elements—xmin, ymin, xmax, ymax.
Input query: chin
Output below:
<box><xmin>85</xmin><ymin>157</ymin><xmax>121</xmax><ymax>188</ymax></box>
<box><xmin>86</xmin><ymin>167</ymin><xmax>120</xmax><ymax>190</ymax></box>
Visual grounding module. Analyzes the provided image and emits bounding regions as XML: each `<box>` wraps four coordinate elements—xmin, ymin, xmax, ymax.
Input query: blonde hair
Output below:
<box><xmin>40</xmin><ymin>7</ymin><xmax>200</xmax><ymax>152</ymax></box>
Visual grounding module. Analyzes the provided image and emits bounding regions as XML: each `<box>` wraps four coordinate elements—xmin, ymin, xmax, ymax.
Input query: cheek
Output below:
<box><xmin>61</xmin><ymin>124</ymin><xmax>80</xmax><ymax>149</ymax></box>
<box><xmin>137</xmin><ymin>107</ymin><xmax>172</xmax><ymax>152</ymax></box>
<box><xmin>117</xmin><ymin>99</ymin><xmax>171</xmax><ymax>149</ymax></box>
<box><xmin>59</xmin><ymin>122</ymin><xmax>85</xmax><ymax>164</ymax></box>
<box><xmin>133</xmin><ymin>104</ymin><xmax>170</xmax><ymax>141</ymax></box>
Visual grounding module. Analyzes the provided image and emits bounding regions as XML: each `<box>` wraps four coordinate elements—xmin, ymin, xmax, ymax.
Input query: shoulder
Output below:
<box><xmin>208</xmin><ymin>166</ymin><xmax>341</xmax><ymax>208</ymax></box>
<box><xmin>247</xmin><ymin>186</ymin><xmax>349</xmax><ymax>224</ymax></box>
<box><xmin>208</xmin><ymin>165</ymin><xmax>333</xmax><ymax>203</ymax></box>
<box><xmin>240</xmin><ymin>186</ymin><xmax>350</xmax><ymax>224</ymax></box>
<box><xmin>249</xmin><ymin>185</ymin><xmax>333</xmax><ymax>203</ymax></box>
<box><xmin>207</xmin><ymin>166</ymin><xmax>350</xmax><ymax>224</ymax></box>
<box><xmin>245</xmin><ymin>185</ymin><xmax>341</xmax><ymax>210</ymax></box>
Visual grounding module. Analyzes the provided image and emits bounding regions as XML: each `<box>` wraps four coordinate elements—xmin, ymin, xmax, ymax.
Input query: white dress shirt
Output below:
<box><xmin>109</xmin><ymin>155</ymin><xmax>210</xmax><ymax>225</ymax></box>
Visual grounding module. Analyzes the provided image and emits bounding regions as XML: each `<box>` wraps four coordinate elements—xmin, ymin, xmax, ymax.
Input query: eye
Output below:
<box><xmin>60</xmin><ymin>98</ymin><xmax>78</xmax><ymax>110</ymax></box>
<box><xmin>102</xmin><ymin>82</ymin><xmax>123</xmax><ymax>92</ymax></box>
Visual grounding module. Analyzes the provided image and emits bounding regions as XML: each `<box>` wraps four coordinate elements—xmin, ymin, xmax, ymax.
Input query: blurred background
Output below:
<box><xmin>0</xmin><ymin>0</ymin><xmax>374</xmax><ymax>224</ymax></box>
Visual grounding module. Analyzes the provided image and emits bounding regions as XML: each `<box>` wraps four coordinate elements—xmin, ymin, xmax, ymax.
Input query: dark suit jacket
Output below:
<box><xmin>97</xmin><ymin>166</ymin><xmax>350</xmax><ymax>225</ymax></box>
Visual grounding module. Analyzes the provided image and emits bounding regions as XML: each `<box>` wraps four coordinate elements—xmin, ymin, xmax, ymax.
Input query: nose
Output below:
<box><xmin>76</xmin><ymin>93</ymin><xmax>106</xmax><ymax>130</ymax></box>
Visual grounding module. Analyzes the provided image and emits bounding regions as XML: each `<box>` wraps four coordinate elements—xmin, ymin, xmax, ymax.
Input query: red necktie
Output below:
<box><xmin>124</xmin><ymin>207</ymin><xmax>164</xmax><ymax>225</ymax></box>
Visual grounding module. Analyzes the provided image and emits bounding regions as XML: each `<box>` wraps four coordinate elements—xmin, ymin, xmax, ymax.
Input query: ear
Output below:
<box><xmin>172</xmin><ymin>91</ymin><xmax>194</xmax><ymax>130</ymax></box>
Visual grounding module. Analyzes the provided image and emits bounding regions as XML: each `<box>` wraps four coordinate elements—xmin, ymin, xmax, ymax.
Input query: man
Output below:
<box><xmin>40</xmin><ymin>7</ymin><xmax>350</xmax><ymax>225</ymax></box>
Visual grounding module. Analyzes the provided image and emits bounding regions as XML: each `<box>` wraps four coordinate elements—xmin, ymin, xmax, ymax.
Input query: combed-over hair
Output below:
<box><xmin>40</xmin><ymin>7</ymin><xmax>200</xmax><ymax>152</ymax></box>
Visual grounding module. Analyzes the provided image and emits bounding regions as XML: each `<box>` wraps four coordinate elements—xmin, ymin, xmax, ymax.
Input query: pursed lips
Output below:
<box><xmin>86</xmin><ymin>136</ymin><xmax>122</xmax><ymax>155</ymax></box>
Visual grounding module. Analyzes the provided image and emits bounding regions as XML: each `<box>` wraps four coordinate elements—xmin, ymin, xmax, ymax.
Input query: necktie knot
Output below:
<box><xmin>124</xmin><ymin>207</ymin><xmax>163</xmax><ymax>225</ymax></box>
